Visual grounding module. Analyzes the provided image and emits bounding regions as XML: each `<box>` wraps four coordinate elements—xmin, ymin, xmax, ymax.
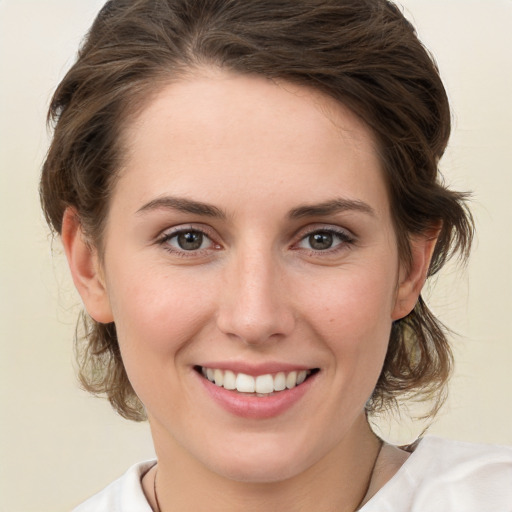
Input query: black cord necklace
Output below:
<box><xmin>153</xmin><ymin>468</ymin><xmax>161</xmax><ymax>512</ymax></box>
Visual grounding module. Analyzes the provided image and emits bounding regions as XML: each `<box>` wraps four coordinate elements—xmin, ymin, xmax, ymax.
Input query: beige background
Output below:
<box><xmin>1</xmin><ymin>1</ymin><xmax>511</xmax><ymax>510</ymax></box>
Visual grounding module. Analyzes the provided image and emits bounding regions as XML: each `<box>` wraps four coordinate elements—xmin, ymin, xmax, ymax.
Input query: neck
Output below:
<box><xmin>146</xmin><ymin>415</ymin><xmax>383</xmax><ymax>512</ymax></box>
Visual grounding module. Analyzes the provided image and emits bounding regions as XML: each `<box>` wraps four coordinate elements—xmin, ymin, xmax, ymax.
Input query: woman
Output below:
<box><xmin>40</xmin><ymin>0</ymin><xmax>512</xmax><ymax>510</ymax></box>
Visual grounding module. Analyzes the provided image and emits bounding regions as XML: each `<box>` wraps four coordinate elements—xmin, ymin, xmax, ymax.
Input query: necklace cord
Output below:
<box><xmin>356</xmin><ymin>438</ymin><xmax>384</xmax><ymax>510</ymax></box>
<box><xmin>153</xmin><ymin>467</ymin><xmax>161</xmax><ymax>512</ymax></box>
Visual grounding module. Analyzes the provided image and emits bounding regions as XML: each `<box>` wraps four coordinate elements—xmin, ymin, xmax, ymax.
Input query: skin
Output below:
<box><xmin>62</xmin><ymin>69</ymin><xmax>435</xmax><ymax>511</ymax></box>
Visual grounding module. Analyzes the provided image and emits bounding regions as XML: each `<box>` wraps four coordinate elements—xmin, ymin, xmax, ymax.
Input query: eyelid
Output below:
<box><xmin>156</xmin><ymin>224</ymin><xmax>222</xmax><ymax>255</ymax></box>
<box><xmin>292</xmin><ymin>224</ymin><xmax>356</xmax><ymax>253</ymax></box>
<box><xmin>157</xmin><ymin>222</ymin><xmax>217</xmax><ymax>239</ymax></box>
<box><xmin>295</xmin><ymin>223</ymin><xmax>355</xmax><ymax>241</ymax></box>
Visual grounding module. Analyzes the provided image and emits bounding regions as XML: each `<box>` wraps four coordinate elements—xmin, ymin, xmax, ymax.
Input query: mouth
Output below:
<box><xmin>194</xmin><ymin>366</ymin><xmax>320</xmax><ymax>397</ymax></box>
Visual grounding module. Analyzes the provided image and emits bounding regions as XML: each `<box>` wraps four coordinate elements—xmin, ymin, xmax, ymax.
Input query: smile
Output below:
<box><xmin>197</xmin><ymin>366</ymin><xmax>318</xmax><ymax>396</ymax></box>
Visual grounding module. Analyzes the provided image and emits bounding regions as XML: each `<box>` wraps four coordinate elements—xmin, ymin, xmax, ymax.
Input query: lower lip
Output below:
<box><xmin>196</xmin><ymin>371</ymin><xmax>317</xmax><ymax>419</ymax></box>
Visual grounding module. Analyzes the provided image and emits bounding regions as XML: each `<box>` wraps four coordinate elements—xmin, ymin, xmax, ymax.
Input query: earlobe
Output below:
<box><xmin>61</xmin><ymin>208</ymin><xmax>114</xmax><ymax>324</ymax></box>
<box><xmin>392</xmin><ymin>229</ymin><xmax>439</xmax><ymax>321</ymax></box>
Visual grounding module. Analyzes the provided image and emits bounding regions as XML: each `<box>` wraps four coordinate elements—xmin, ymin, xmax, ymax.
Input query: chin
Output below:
<box><xmin>200</xmin><ymin>433</ymin><xmax>318</xmax><ymax>484</ymax></box>
<box><xmin>212</xmin><ymin>458</ymin><xmax>304</xmax><ymax>484</ymax></box>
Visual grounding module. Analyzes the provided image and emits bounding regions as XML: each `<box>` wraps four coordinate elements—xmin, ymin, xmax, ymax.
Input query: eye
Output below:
<box><xmin>306</xmin><ymin>232</ymin><xmax>335</xmax><ymax>250</ymax></box>
<box><xmin>172</xmin><ymin>230</ymin><xmax>209</xmax><ymax>251</ymax></box>
<box><xmin>296</xmin><ymin>228</ymin><xmax>353</xmax><ymax>252</ymax></box>
<box><xmin>159</xmin><ymin>228</ymin><xmax>216</xmax><ymax>253</ymax></box>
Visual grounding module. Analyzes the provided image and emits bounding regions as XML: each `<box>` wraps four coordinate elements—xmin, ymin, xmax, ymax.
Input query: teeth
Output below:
<box><xmin>255</xmin><ymin>374</ymin><xmax>274</xmax><ymax>394</ymax></box>
<box><xmin>223</xmin><ymin>370</ymin><xmax>236</xmax><ymax>390</ymax></box>
<box><xmin>274</xmin><ymin>372</ymin><xmax>286</xmax><ymax>391</ymax></box>
<box><xmin>286</xmin><ymin>371</ymin><xmax>297</xmax><ymax>389</ymax></box>
<box><xmin>200</xmin><ymin>367</ymin><xmax>313</xmax><ymax>394</ymax></box>
<box><xmin>213</xmin><ymin>369</ymin><xmax>224</xmax><ymax>387</ymax></box>
<box><xmin>297</xmin><ymin>370</ymin><xmax>307</xmax><ymax>385</ymax></box>
<box><xmin>236</xmin><ymin>373</ymin><xmax>255</xmax><ymax>393</ymax></box>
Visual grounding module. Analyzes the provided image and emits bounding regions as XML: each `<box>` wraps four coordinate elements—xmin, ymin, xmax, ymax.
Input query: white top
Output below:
<box><xmin>73</xmin><ymin>436</ymin><xmax>512</xmax><ymax>512</ymax></box>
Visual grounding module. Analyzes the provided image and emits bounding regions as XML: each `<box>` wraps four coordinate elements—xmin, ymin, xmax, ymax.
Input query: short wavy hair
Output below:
<box><xmin>41</xmin><ymin>0</ymin><xmax>473</xmax><ymax>421</ymax></box>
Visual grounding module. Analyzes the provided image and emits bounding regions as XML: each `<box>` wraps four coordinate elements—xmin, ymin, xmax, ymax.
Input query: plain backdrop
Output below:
<box><xmin>1</xmin><ymin>1</ymin><xmax>511</xmax><ymax>510</ymax></box>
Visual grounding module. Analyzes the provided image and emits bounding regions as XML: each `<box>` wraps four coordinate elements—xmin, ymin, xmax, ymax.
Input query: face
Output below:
<box><xmin>70</xmin><ymin>69</ymin><xmax>424</xmax><ymax>483</ymax></box>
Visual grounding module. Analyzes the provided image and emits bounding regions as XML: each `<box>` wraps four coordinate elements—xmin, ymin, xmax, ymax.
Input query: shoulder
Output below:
<box><xmin>411</xmin><ymin>435</ymin><xmax>512</xmax><ymax>471</ymax></box>
<box><xmin>362</xmin><ymin>436</ymin><xmax>512</xmax><ymax>512</ymax></box>
<box><xmin>72</xmin><ymin>460</ymin><xmax>156</xmax><ymax>512</ymax></box>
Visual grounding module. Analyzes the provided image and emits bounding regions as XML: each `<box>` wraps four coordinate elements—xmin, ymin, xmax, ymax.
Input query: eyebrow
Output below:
<box><xmin>136</xmin><ymin>195</ymin><xmax>375</xmax><ymax>220</ymax></box>
<box><xmin>136</xmin><ymin>196</ymin><xmax>227</xmax><ymax>218</ymax></box>
<box><xmin>288</xmin><ymin>198</ymin><xmax>375</xmax><ymax>219</ymax></box>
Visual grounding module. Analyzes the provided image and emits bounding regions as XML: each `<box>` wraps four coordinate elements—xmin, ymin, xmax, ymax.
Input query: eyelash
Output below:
<box><xmin>156</xmin><ymin>225</ymin><xmax>355</xmax><ymax>258</ymax></box>
<box><xmin>156</xmin><ymin>226</ymin><xmax>219</xmax><ymax>258</ymax></box>
<box><xmin>294</xmin><ymin>227</ymin><xmax>355</xmax><ymax>255</ymax></box>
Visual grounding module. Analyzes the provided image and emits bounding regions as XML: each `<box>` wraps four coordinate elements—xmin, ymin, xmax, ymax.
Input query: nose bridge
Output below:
<box><xmin>216</xmin><ymin>242</ymin><xmax>294</xmax><ymax>344</ymax></box>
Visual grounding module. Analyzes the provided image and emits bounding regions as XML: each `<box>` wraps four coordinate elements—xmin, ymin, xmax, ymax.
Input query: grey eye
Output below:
<box><xmin>170</xmin><ymin>231</ymin><xmax>209</xmax><ymax>251</ymax></box>
<box><xmin>297</xmin><ymin>229</ymin><xmax>351</xmax><ymax>252</ymax></box>
<box><xmin>308</xmin><ymin>232</ymin><xmax>334</xmax><ymax>250</ymax></box>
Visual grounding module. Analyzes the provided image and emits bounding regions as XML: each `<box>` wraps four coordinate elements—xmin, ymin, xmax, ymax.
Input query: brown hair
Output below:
<box><xmin>41</xmin><ymin>0</ymin><xmax>473</xmax><ymax>421</ymax></box>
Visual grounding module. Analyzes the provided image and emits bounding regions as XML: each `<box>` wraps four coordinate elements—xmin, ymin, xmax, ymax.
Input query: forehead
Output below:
<box><xmin>115</xmin><ymin>69</ymin><xmax>387</xmax><ymax>216</ymax></box>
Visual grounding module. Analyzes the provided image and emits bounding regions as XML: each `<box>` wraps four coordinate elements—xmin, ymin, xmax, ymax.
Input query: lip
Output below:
<box><xmin>197</xmin><ymin>360</ymin><xmax>313</xmax><ymax>376</ymax></box>
<box><xmin>194</xmin><ymin>364</ymin><xmax>319</xmax><ymax>419</ymax></box>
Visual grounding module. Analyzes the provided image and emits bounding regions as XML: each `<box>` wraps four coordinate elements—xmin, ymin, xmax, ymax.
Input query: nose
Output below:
<box><xmin>216</xmin><ymin>248</ymin><xmax>296</xmax><ymax>345</ymax></box>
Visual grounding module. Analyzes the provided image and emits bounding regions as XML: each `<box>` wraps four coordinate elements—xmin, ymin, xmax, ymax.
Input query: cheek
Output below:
<box><xmin>300</xmin><ymin>264</ymin><xmax>396</xmax><ymax>378</ymax></box>
<box><xmin>106</xmin><ymin>264</ymin><xmax>217</xmax><ymax>357</ymax></box>
<box><xmin>304</xmin><ymin>261</ymin><xmax>396</xmax><ymax>327</ymax></box>
<box><xmin>104</xmin><ymin>265</ymin><xmax>221</xmax><ymax>414</ymax></box>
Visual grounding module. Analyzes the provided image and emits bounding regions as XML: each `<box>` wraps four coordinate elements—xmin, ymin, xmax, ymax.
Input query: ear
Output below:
<box><xmin>392</xmin><ymin>227</ymin><xmax>440</xmax><ymax>321</ymax></box>
<box><xmin>61</xmin><ymin>208</ymin><xmax>114</xmax><ymax>324</ymax></box>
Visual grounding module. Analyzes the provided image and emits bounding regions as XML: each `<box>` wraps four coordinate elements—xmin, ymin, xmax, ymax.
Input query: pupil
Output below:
<box><xmin>310</xmin><ymin>232</ymin><xmax>333</xmax><ymax>250</ymax></box>
<box><xmin>178</xmin><ymin>231</ymin><xmax>203</xmax><ymax>250</ymax></box>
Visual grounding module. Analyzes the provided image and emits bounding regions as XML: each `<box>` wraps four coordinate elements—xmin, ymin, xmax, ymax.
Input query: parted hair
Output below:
<box><xmin>40</xmin><ymin>0</ymin><xmax>473</xmax><ymax>421</ymax></box>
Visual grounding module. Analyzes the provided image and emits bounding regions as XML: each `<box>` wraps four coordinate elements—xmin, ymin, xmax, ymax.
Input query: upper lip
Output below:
<box><xmin>196</xmin><ymin>361</ymin><xmax>317</xmax><ymax>376</ymax></box>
